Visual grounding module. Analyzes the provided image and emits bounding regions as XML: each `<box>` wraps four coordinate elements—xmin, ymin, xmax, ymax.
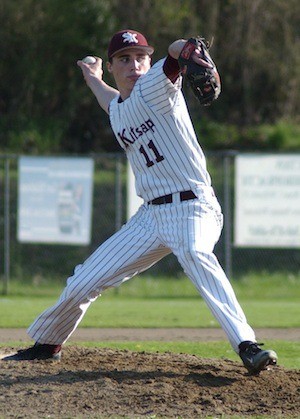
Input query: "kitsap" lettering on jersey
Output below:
<box><xmin>117</xmin><ymin>119</ymin><xmax>155</xmax><ymax>148</ymax></box>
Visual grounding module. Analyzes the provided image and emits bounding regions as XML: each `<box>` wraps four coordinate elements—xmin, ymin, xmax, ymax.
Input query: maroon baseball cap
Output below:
<box><xmin>108</xmin><ymin>29</ymin><xmax>154</xmax><ymax>60</ymax></box>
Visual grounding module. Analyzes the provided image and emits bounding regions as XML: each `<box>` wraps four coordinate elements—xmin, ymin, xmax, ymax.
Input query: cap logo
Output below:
<box><xmin>122</xmin><ymin>32</ymin><xmax>138</xmax><ymax>44</ymax></box>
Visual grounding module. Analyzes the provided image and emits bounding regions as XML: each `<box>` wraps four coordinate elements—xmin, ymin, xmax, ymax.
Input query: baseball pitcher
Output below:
<box><xmin>3</xmin><ymin>30</ymin><xmax>277</xmax><ymax>375</ymax></box>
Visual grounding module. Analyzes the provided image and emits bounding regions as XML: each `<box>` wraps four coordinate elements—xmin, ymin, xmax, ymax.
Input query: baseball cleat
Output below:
<box><xmin>239</xmin><ymin>341</ymin><xmax>277</xmax><ymax>375</ymax></box>
<box><xmin>1</xmin><ymin>343</ymin><xmax>62</xmax><ymax>361</ymax></box>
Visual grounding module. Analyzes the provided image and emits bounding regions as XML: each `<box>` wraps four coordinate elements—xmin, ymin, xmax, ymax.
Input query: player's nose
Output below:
<box><xmin>131</xmin><ymin>59</ymin><xmax>141</xmax><ymax>70</ymax></box>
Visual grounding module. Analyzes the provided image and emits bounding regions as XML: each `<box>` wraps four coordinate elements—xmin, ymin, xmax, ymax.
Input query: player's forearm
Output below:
<box><xmin>77</xmin><ymin>57</ymin><xmax>119</xmax><ymax>114</ymax></box>
<box><xmin>88</xmin><ymin>78</ymin><xmax>119</xmax><ymax>114</ymax></box>
<box><xmin>168</xmin><ymin>39</ymin><xmax>187</xmax><ymax>59</ymax></box>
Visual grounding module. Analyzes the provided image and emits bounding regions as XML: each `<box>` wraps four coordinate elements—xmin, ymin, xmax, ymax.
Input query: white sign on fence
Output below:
<box><xmin>234</xmin><ymin>154</ymin><xmax>300</xmax><ymax>247</ymax></box>
<box><xmin>18</xmin><ymin>156</ymin><xmax>94</xmax><ymax>245</ymax></box>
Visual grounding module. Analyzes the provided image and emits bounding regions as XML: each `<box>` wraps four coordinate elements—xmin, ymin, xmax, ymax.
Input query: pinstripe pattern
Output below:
<box><xmin>28</xmin><ymin>206</ymin><xmax>171</xmax><ymax>344</ymax></box>
<box><xmin>28</xmin><ymin>194</ymin><xmax>255</xmax><ymax>351</ymax></box>
<box><xmin>28</xmin><ymin>55</ymin><xmax>257</xmax><ymax>352</ymax></box>
<box><xmin>109</xmin><ymin>59</ymin><xmax>210</xmax><ymax>202</ymax></box>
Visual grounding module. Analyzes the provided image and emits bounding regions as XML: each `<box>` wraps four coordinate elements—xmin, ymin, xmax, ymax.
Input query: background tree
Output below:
<box><xmin>0</xmin><ymin>0</ymin><xmax>299</xmax><ymax>154</ymax></box>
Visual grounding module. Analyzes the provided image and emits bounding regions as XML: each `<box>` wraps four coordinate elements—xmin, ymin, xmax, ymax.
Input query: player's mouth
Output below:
<box><xmin>128</xmin><ymin>75</ymin><xmax>141</xmax><ymax>82</ymax></box>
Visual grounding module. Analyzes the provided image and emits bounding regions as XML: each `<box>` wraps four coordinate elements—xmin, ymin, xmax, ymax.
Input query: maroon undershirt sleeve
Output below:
<box><xmin>163</xmin><ymin>54</ymin><xmax>181</xmax><ymax>83</ymax></box>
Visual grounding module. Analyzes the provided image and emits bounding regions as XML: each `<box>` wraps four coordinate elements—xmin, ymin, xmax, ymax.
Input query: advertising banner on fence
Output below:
<box><xmin>18</xmin><ymin>156</ymin><xmax>94</xmax><ymax>245</ymax></box>
<box><xmin>234</xmin><ymin>154</ymin><xmax>300</xmax><ymax>248</ymax></box>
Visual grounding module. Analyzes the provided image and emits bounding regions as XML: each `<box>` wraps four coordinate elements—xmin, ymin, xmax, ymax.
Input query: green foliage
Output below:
<box><xmin>194</xmin><ymin>118</ymin><xmax>300</xmax><ymax>151</ymax></box>
<box><xmin>266</xmin><ymin>121</ymin><xmax>300</xmax><ymax>150</ymax></box>
<box><xmin>5</xmin><ymin>118</ymin><xmax>65</xmax><ymax>154</ymax></box>
<box><xmin>194</xmin><ymin>118</ymin><xmax>240</xmax><ymax>150</ymax></box>
<box><xmin>0</xmin><ymin>0</ymin><xmax>115</xmax><ymax>153</ymax></box>
<box><xmin>1</xmin><ymin>0</ymin><xmax>300</xmax><ymax>153</ymax></box>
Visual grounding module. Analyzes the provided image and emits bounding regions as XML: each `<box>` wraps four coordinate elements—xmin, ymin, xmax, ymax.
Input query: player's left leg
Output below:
<box><xmin>159</xmin><ymin>196</ymin><xmax>277</xmax><ymax>373</ymax></box>
<box><xmin>159</xmin><ymin>199</ymin><xmax>256</xmax><ymax>352</ymax></box>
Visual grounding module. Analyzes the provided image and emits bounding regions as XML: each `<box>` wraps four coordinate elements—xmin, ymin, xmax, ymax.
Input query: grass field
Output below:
<box><xmin>1</xmin><ymin>272</ymin><xmax>299</xmax><ymax>328</ymax></box>
<box><xmin>0</xmin><ymin>273</ymin><xmax>299</xmax><ymax>369</ymax></box>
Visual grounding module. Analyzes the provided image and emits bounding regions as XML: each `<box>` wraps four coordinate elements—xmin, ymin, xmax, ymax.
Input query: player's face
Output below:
<box><xmin>107</xmin><ymin>48</ymin><xmax>151</xmax><ymax>99</ymax></box>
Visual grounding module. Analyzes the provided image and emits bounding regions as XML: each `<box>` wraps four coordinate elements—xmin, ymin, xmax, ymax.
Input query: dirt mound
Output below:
<box><xmin>0</xmin><ymin>346</ymin><xmax>299</xmax><ymax>418</ymax></box>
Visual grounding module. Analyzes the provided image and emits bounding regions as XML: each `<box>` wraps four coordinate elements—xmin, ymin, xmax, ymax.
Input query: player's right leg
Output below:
<box><xmin>2</xmin><ymin>205</ymin><xmax>170</xmax><ymax>361</ymax></box>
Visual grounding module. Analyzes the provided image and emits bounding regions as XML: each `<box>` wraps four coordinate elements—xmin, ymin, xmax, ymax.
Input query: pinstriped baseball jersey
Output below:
<box><xmin>109</xmin><ymin>58</ymin><xmax>211</xmax><ymax>202</ymax></box>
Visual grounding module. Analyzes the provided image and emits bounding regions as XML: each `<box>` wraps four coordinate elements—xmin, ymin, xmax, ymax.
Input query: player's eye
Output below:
<box><xmin>136</xmin><ymin>55</ymin><xmax>147</xmax><ymax>63</ymax></box>
<box><xmin>117</xmin><ymin>55</ymin><xmax>147</xmax><ymax>65</ymax></box>
<box><xmin>119</xmin><ymin>56</ymin><xmax>130</xmax><ymax>63</ymax></box>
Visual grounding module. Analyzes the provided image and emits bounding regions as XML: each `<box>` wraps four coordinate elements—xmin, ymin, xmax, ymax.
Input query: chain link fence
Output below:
<box><xmin>1</xmin><ymin>152</ymin><xmax>299</xmax><ymax>294</ymax></box>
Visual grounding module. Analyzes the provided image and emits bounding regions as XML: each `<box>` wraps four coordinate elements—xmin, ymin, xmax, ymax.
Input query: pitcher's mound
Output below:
<box><xmin>1</xmin><ymin>346</ymin><xmax>299</xmax><ymax>417</ymax></box>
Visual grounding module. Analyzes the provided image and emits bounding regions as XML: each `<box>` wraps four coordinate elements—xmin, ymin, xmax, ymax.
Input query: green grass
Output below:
<box><xmin>0</xmin><ymin>273</ymin><xmax>299</xmax><ymax>370</ymax></box>
<box><xmin>0</xmin><ymin>273</ymin><xmax>299</xmax><ymax>328</ymax></box>
<box><xmin>0</xmin><ymin>296</ymin><xmax>299</xmax><ymax>328</ymax></box>
<box><xmin>3</xmin><ymin>270</ymin><xmax>300</xmax><ymax>299</ymax></box>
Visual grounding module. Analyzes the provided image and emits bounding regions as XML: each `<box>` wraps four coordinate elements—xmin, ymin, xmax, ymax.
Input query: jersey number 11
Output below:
<box><xmin>139</xmin><ymin>140</ymin><xmax>165</xmax><ymax>168</ymax></box>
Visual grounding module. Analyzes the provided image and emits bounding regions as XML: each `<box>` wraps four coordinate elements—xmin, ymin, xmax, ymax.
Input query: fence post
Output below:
<box><xmin>115</xmin><ymin>154</ymin><xmax>123</xmax><ymax>232</ymax></box>
<box><xmin>3</xmin><ymin>157</ymin><xmax>10</xmax><ymax>295</ymax></box>
<box><xmin>223</xmin><ymin>153</ymin><xmax>233</xmax><ymax>279</ymax></box>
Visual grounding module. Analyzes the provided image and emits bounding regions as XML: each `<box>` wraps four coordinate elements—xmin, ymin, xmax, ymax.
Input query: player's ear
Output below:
<box><xmin>106</xmin><ymin>61</ymin><xmax>113</xmax><ymax>73</ymax></box>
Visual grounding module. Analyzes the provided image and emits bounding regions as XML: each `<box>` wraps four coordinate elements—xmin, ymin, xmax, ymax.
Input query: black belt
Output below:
<box><xmin>148</xmin><ymin>190</ymin><xmax>197</xmax><ymax>205</ymax></box>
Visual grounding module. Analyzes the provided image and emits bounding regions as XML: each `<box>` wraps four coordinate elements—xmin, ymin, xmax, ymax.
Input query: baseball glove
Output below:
<box><xmin>178</xmin><ymin>37</ymin><xmax>221</xmax><ymax>106</ymax></box>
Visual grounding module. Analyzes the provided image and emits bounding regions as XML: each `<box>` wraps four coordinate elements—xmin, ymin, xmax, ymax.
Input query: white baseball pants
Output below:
<box><xmin>28</xmin><ymin>187</ymin><xmax>256</xmax><ymax>352</ymax></box>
